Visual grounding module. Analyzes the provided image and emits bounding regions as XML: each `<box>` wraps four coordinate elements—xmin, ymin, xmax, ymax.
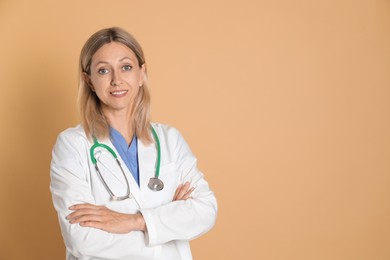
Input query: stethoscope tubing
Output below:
<box><xmin>151</xmin><ymin>127</ymin><xmax>161</xmax><ymax>178</ymax></box>
<box><xmin>90</xmin><ymin>126</ymin><xmax>163</xmax><ymax>200</ymax></box>
<box><xmin>94</xmin><ymin>159</ymin><xmax>132</xmax><ymax>201</ymax></box>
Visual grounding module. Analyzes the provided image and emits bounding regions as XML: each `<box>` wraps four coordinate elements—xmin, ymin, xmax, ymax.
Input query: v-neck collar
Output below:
<box><xmin>109</xmin><ymin>127</ymin><xmax>136</xmax><ymax>150</ymax></box>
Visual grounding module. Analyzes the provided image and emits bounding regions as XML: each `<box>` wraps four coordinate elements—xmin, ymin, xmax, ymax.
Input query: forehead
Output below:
<box><xmin>92</xmin><ymin>42</ymin><xmax>138</xmax><ymax>64</ymax></box>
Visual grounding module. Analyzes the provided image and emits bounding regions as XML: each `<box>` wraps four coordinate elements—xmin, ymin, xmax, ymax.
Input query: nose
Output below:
<box><xmin>110</xmin><ymin>70</ymin><xmax>122</xmax><ymax>86</ymax></box>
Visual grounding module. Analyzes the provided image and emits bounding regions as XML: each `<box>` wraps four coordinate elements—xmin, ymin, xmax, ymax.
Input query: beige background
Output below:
<box><xmin>1</xmin><ymin>0</ymin><xmax>389</xmax><ymax>259</ymax></box>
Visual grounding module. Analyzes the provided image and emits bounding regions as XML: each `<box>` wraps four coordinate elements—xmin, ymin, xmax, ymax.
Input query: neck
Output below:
<box><xmin>103</xmin><ymin>109</ymin><xmax>134</xmax><ymax>144</ymax></box>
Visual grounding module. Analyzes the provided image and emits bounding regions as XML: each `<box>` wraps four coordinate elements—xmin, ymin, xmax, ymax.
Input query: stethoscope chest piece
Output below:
<box><xmin>148</xmin><ymin>177</ymin><xmax>164</xmax><ymax>191</ymax></box>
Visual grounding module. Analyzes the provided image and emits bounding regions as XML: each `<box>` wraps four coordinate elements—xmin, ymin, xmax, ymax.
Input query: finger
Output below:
<box><xmin>69</xmin><ymin>203</ymin><xmax>103</xmax><ymax>210</ymax></box>
<box><xmin>175</xmin><ymin>182</ymin><xmax>191</xmax><ymax>200</ymax></box>
<box><xmin>181</xmin><ymin>186</ymin><xmax>196</xmax><ymax>200</ymax></box>
<box><xmin>68</xmin><ymin>207</ymin><xmax>116</xmax><ymax>223</ymax></box>
<box><xmin>78</xmin><ymin>215</ymin><xmax>133</xmax><ymax>234</ymax></box>
<box><xmin>173</xmin><ymin>182</ymin><xmax>190</xmax><ymax>200</ymax></box>
<box><xmin>173</xmin><ymin>184</ymin><xmax>183</xmax><ymax>201</ymax></box>
<box><xmin>67</xmin><ymin>210</ymin><xmax>102</xmax><ymax>222</ymax></box>
<box><xmin>79</xmin><ymin>221</ymin><xmax>102</xmax><ymax>229</ymax></box>
<box><xmin>69</xmin><ymin>214</ymin><xmax>104</xmax><ymax>224</ymax></box>
<box><xmin>79</xmin><ymin>221</ymin><xmax>116</xmax><ymax>233</ymax></box>
<box><xmin>173</xmin><ymin>182</ymin><xmax>188</xmax><ymax>201</ymax></box>
<box><xmin>179</xmin><ymin>186</ymin><xmax>195</xmax><ymax>200</ymax></box>
<box><xmin>67</xmin><ymin>208</ymin><xmax>99</xmax><ymax>219</ymax></box>
<box><xmin>67</xmin><ymin>207</ymin><xmax>108</xmax><ymax>220</ymax></box>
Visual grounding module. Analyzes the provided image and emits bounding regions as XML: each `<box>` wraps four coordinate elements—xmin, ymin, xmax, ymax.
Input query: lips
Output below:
<box><xmin>110</xmin><ymin>90</ymin><xmax>128</xmax><ymax>96</ymax></box>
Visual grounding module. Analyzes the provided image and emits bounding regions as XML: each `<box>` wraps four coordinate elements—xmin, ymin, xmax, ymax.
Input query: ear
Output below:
<box><xmin>139</xmin><ymin>64</ymin><xmax>147</xmax><ymax>87</ymax></box>
<box><xmin>83</xmin><ymin>72</ymin><xmax>95</xmax><ymax>91</ymax></box>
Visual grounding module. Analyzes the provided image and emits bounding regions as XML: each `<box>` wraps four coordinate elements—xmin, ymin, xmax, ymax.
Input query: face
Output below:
<box><xmin>87</xmin><ymin>42</ymin><xmax>145</xmax><ymax>115</ymax></box>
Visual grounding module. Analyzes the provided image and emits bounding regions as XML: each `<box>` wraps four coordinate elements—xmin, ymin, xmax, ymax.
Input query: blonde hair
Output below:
<box><xmin>78</xmin><ymin>27</ymin><xmax>152</xmax><ymax>143</ymax></box>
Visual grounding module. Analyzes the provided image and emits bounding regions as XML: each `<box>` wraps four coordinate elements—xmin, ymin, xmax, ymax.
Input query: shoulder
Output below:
<box><xmin>150</xmin><ymin>122</ymin><xmax>193</xmax><ymax>155</ymax></box>
<box><xmin>151</xmin><ymin>122</ymin><xmax>175</xmax><ymax>132</ymax></box>
<box><xmin>151</xmin><ymin>122</ymin><xmax>183</xmax><ymax>141</ymax></box>
<box><xmin>56</xmin><ymin>124</ymin><xmax>87</xmax><ymax>141</ymax></box>
<box><xmin>58</xmin><ymin>124</ymin><xmax>86</xmax><ymax>138</ymax></box>
<box><xmin>53</xmin><ymin>124</ymin><xmax>90</xmax><ymax>152</ymax></box>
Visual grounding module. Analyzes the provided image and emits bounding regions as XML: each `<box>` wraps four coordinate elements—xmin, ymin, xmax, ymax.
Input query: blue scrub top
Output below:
<box><xmin>110</xmin><ymin>127</ymin><xmax>140</xmax><ymax>186</ymax></box>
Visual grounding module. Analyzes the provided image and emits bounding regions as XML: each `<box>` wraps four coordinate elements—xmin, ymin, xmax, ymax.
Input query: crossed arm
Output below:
<box><xmin>66</xmin><ymin>182</ymin><xmax>195</xmax><ymax>234</ymax></box>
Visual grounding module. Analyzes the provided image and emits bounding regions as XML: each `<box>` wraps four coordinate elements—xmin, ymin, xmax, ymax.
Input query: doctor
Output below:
<box><xmin>50</xmin><ymin>27</ymin><xmax>217</xmax><ymax>260</ymax></box>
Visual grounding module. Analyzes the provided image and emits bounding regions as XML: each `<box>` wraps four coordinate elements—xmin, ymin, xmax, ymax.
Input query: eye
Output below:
<box><xmin>98</xmin><ymin>68</ymin><xmax>109</xmax><ymax>75</ymax></box>
<box><xmin>122</xmin><ymin>65</ymin><xmax>132</xmax><ymax>71</ymax></box>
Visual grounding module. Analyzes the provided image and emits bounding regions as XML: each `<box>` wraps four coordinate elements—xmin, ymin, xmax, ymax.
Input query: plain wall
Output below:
<box><xmin>0</xmin><ymin>0</ymin><xmax>389</xmax><ymax>259</ymax></box>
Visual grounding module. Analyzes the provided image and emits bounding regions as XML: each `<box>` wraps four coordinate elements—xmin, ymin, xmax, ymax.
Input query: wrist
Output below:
<box><xmin>134</xmin><ymin>213</ymin><xmax>146</xmax><ymax>231</ymax></box>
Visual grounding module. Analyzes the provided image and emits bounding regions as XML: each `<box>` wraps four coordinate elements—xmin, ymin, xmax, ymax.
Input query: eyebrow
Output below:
<box><xmin>94</xmin><ymin>57</ymin><xmax>134</xmax><ymax>67</ymax></box>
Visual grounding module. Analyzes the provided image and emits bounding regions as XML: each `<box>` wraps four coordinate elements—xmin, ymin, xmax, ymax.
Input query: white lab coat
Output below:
<box><xmin>50</xmin><ymin>123</ymin><xmax>217</xmax><ymax>260</ymax></box>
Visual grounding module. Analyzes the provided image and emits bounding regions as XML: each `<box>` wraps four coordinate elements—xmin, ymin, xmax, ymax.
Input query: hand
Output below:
<box><xmin>173</xmin><ymin>181</ymin><xmax>195</xmax><ymax>201</ymax></box>
<box><xmin>66</xmin><ymin>204</ymin><xmax>146</xmax><ymax>234</ymax></box>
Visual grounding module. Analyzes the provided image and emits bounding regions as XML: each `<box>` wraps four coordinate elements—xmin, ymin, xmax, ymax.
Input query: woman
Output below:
<box><xmin>50</xmin><ymin>27</ymin><xmax>217</xmax><ymax>260</ymax></box>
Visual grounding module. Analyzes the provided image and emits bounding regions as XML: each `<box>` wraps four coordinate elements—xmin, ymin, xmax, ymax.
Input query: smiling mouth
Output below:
<box><xmin>110</xmin><ymin>90</ymin><xmax>128</xmax><ymax>96</ymax></box>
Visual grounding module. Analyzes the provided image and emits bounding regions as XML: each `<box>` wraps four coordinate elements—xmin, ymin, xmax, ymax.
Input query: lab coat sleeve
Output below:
<box><xmin>50</xmin><ymin>130</ymin><xmax>149</xmax><ymax>259</ymax></box>
<box><xmin>140</xmin><ymin>127</ymin><xmax>218</xmax><ymax>246</ymax></box>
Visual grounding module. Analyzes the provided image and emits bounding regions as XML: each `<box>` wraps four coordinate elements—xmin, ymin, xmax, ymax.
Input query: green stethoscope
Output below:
<box><xmin>90</xmin><ymin>127</ymin><xmax>163</xmax><ymax>201</ymax></box>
